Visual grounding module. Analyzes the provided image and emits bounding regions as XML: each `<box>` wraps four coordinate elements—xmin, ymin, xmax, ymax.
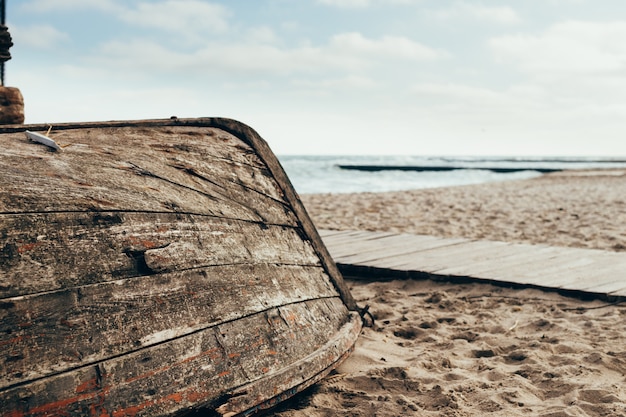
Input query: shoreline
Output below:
<box><xmin>300</xmin><ymin>169</ymin><xmax>626</xmax><ymax>252</ymax></box>
<box><xmin>274</xmin><ymin>169</ymin><xmax>626</xmax><ymax>416</ymax></box>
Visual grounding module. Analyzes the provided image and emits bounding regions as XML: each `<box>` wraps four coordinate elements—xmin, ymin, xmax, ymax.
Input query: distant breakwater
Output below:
<box><xmin>337</xmin><ymin>165</ymin><xmax>563</xmax><ymax>174</ymax></box>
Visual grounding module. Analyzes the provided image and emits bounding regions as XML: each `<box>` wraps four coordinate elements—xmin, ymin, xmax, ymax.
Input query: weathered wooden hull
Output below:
<box><xmin>0</xmin><ymin>118</ymin><xmax>362</xmax><ymax>416</ymax></box>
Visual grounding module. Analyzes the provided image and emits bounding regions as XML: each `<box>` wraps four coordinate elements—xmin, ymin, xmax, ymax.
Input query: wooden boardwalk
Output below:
<box><xmin>319</xmin><ymin>229</ymin><xmax>626</xmax><ymax>300</ymax></box>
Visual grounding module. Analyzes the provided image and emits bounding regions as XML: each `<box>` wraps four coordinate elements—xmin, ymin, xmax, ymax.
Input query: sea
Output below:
<box><xmin>277</xmin><ymin>155</ymin><xmax>626</xmax><ymax>195</ymax></box>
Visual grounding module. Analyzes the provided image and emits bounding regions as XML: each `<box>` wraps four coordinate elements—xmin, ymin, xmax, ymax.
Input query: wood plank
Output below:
<box><xmin>361</xmin><ymin>240</ymin><xmax>506</xmax><ymax>271</ymax></box>
<box><xmin>489</xmin><ymin>250</ymin><xmax>614</xmax><ymax>287</ymax></box>
<box><xmin>0</xmin><ymin>264</ymin><xmax>339</xmax><ymax>390</ymax></box>
<box><xmin>322</xmin><ymin>230</ymin><xmax>626</xmax><ymax>300</ymax></box>
<box><xmin>325</xmin><ymin>233</ymin><xmax>461</xmax><ymax>259</ymax></box>
<box><xmin>318</xmin><ymin>230</ymin><xmax>393</xmax><ymax>246</ymax></box>
<box><xmin>0</xmin><ymin>126</ymin><xmax>293</xmax><ymax>225</ymax></box>
<box><xmin>548</xmin><ymin>258</ymin><xmax>626</xmax><ymax>291</ymax></box>
<box><xmin>608</xmin><ymin>282</ymin><xmax>626</xmax><ymax>296</ymax></box>
<box><xmin>0</xmin><ymin>298</ymin><xmax>354</xmax><ymax>417</ymax></box>
<box><xmin>317</xmin><ymin>230</ymin><xmax>346</xmax><ymax>238</ymax></box>
<box><xmin>322</xmin><ymin>230</ymin><xmax>467</xmax><ymax>261</ymax></box>
<box><xmin>431</xmin><ymin>242</ymin><xmax>549</xmax><ymax>276</ymax></box>
<box><xmin>574</xmin><ymin>279</ymin><xmax>620</xmax><ymax>294</ymax></box>
<box><xmin>577</xmin><ymin>261</ymin><xmax>626</xmax><ymax>293</ymax></box>
<box><xmin>335</xmin><ymin>239</ymin><xmax>465</xmax><ymax>266</ymax></box>
<box><xmin>379</xmin><ymin>244</ymin><xmax>616</xmax><ymax>290</ymax></box>
<box><xmin>216</xmin><ymin>312</ymin><xmax>361</xmax><ymax>416</ymax></box>
<box><xmin>435</xmin><ymin>246</ymin><xmax>591</xmax><ymax>281</ymax></box>
<box><xmin>0</xmin><ymin>212</ymin><xmax>319</xmax><ymax>298</ymax></box>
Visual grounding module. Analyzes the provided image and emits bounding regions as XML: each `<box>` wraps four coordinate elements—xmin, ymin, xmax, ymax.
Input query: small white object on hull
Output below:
<box><xmin>26</xmin><ymin>130</ymin><xmax>61</xmax><ymax>151</ymax></box>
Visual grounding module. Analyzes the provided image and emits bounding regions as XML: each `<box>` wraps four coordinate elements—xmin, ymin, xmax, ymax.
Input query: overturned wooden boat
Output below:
<box><xmin>0</xmin><ymin>118</ymin><xmax>362</xmax><ymax>416</ymax></box>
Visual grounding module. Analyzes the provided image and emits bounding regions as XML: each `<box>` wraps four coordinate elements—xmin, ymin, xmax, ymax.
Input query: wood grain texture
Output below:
<box><xmin>216</xmin><ymin>312</ymin><xmax>361</xmax><ymax>416</ymax></box>
<box><xmin>321</xmin><ymin>229</ymin><xmax>626</xmax><ymax>300</ymax></box>
<box><xmin>0</xmin><ymin>212</ymin><xmax>319</xmax><ymax>298</ymax></box>
<box><xmin>0</xmin><ymin>117</ymin><xmax>355</xmax><ymax>309</ymax></box>
<box><xmin>1</xmin><ymin>264</ymin><xmax>338</xmax><ymax>390</ymax></box>
<box><xmin>0</xmin><ymin>125</ymin><xmax>290</xmax><ymax>223</ymax></box>
<box><xmin>0</xmin><ymin>119</ymin><xmax>362</xmax><ymax>416</ymax></box>
<box><xmin>1</xmin><ymin>299</ymin><xmax>353</xmax><ymax>417</ymax></box>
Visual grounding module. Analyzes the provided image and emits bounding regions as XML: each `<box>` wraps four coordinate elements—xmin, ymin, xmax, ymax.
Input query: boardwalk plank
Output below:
<box><xmin>368</xmin><ymin>240</ymin><xmax>514</xmax><ymax>271</ymax></box>
<box><xmin>320</xmin><ymin>229</ymin><xmax>626</xmax><ymax>299</ymax></box>
<box><xmin>320</xmin><ymin>235</ymin><xmax>413</xmax><ymax>258</ymax></box>
<box><xmin>331</xmin><ymin>235</ymin><xmax>465</xmax><ymax>263</ymax></box>
<box><xmin>319</xmin><ymin>230</ymin><xmax>397</xmax><ymax>247</ymax></box>
<box><xmin>563</xmin><ymin>260</ymin><xmax>626</xmax><ymax>292</ymax></box>
<box><xmin>467</xmin><ymin>249</ymin><xmax>598</xmax><ymax>285</ymax></box>
<box><xmin>430</xmin><ymin>242</ymin><xmax>545</xmax><ymax>276</ymax></box>
<box><xmin>433</xmin><ymin>245</ymin><xmax>560</xmax><ymax>277</ymax></box>
<box><xmin>608</xmin><ymin>283</ymin><xmax>626</xmax><ymax>295</ymax></box>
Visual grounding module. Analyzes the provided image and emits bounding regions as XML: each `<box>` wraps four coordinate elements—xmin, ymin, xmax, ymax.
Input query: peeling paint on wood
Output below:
<box><xmin>0</xmin><ymin>118</ymin><xmax>361</xmax><ymax>416</ymax></box>
<box><xmin>0</xmin><ymin>212</ymin><xmax>321</xmax><ymax>297</ymax></box>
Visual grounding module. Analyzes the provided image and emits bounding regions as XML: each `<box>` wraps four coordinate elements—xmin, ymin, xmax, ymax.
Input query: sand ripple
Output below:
<box><xmin>273</xmin><ymin>170</ymin><xmax>626</xmax><ymax>416</ymax></box>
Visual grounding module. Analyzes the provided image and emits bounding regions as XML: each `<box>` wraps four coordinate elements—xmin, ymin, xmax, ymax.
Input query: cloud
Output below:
<box><xmin>407</xmin><ymin>23</ymin><xmax>626</xmax><ymax>156</ymax></box>
<box><xmin>316</xmin><ymin>0</ymin><xmax>421</xmax><ymax>8</ymax></box>
<box><xmin>91</xmin><ymin>39</ymin><xmax>192</xmax><ymax>72</ymax></box>
<box><xmin>431</xmin><ymin>2</ymin><xmax>522</xmax><ymax>25</ymax></box>
<box><xmin>21</xmin><ymin>0</ymin><xmax>231</xmax><ymax>44</ymax></box>
<box><xmin>118</xmin><ymin>1</ymin><xmax>231</xmax><ymax>39</ymax></box>
<box><xmin>86</xmin><ymin>38</ymin><xmax>350</xmax><ymax>78</ymax></box>
<box><xmin>412</xmin><ymin>83</ymin><xmax>503</xmax><ymax>104</ymax></box>
<box><xmin>329</xmin><ymin>32</ymin><xmax>449</xmax><ymax>61</ymax></box>
<box><xmin>86</xmin><ymin>31</ymin><xmax>447</xmax><ymax>78</ymax></box>
<box><xmin>20</xmin><ymin>0</ymin><xmax>122</xmax><ymax>13</ymax></box>
<box><xmin>316</xmin><ymin>0</ymin><xmax>371</xmax><ymax>7</ymax></box>
<box><xmin>489</xmin><ymin>21</ymin><xmax>626</xmax><ymax>74</ymax></box>
<box><xmin>291</xmin><ymin>75</ymin><xmax>377</xmax><ymax>92</ymax></box>
<box><xmin>244</xmin><ymin>26</ymin><xmax>279</xmax><ymax>44</ymax></box>
<box><xmin>11</xmin><ymin>24</ymin><xmax>70</xmax><ymax>49</ymax></box>
<box><xmin>409</xmin><ymin>82</ymin><xmax>544</xmax><ymax>121</ymax></box>
<box><xmin>488</xmin><ymin>20</ymin><xmax>626</xmax><ymax>125</ymax></box>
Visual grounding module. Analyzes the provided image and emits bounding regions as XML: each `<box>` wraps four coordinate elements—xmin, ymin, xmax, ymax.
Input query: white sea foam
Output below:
<box><xmin>278</xmin><ymin>155</ymin><xmax>626</xmax><ymax>194</ymax></box>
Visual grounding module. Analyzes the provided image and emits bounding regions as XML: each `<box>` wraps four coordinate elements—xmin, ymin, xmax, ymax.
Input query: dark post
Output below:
<box><xmin>0</xmin><ymin>0</ymin><xmax>10</xmax><ymax>87</ymax></box>
<box><xmin>0</xmin><ymin>0</ymin><xmax>23</xmax><ymax>124</ymax></box>
<box><xmin>1</xmin><ymin>0</ymin><xmax>5</xmax><ymax>86</ymax></box>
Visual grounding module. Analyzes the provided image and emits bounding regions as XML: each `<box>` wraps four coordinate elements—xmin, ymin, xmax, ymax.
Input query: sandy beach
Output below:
<box><xmin>274</xmin><ymin>169</ymin><xmax>626</xmax><ymax>416</ymax></box>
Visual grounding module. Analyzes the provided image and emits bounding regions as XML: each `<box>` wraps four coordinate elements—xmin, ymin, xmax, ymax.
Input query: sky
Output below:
<box><xmin>6</xmin><ymin>0</ymin><xmax>626</xmax><ymax>156</ymax></box>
